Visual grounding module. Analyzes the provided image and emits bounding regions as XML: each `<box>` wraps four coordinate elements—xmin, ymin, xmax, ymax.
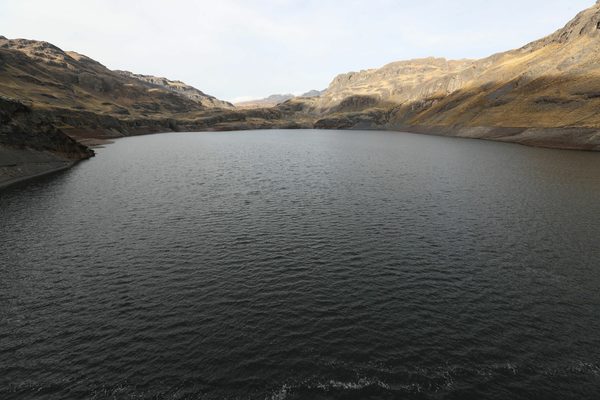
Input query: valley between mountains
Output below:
<box><xmin>3</xmin><ymin>2</ymin><xmax>600</xmax><ymax>187</ymax></box>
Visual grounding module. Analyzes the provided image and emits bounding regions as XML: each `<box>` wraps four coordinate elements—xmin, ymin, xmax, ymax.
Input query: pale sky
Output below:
<box><xmin>0</xmin><ymin>0</ymin><xmax>594</xmax><ymax>102</ymax></box>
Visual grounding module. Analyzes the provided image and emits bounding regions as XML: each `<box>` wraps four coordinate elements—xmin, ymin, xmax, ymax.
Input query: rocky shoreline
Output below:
<box><xmin>0</xmin><ymin>96</ymin><xmax>95</xmax><ymax>189</ymax></box>
<box><xmin>0</xmin><ymin>146</ymin><xmax>79</xmax><ymax>189</ymax></box>
<box><xmin>3</xmin><ymin>106</ymin><xmax>600</xmax><ymax>190</ymax></box>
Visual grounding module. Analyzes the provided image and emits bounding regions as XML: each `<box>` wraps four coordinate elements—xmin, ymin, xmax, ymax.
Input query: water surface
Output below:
<box><xmin>1</xmin><ymin>130</ymin><xmax>600</xmax><ymax>399</ymax></box>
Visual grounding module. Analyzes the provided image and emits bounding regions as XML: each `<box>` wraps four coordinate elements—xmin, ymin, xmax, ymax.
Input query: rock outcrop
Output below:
<box><xmin>0</xmin><ymin>96</ymin><xmax>95</xmax><ymax>188</ymax></box>
<box><xmin>0</xmin><ymin>96</ymin><xmax>93</xmax><ymax>159</ymax></box>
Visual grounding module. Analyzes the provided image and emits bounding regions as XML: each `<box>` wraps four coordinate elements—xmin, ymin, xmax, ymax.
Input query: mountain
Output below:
<box><xmin>0</xmin><ymin>36</ymin><xmax>231</xmax><ymax>114</ymax></box>
<box><xmin>235</xmin><ymin>90</ymin><xmax>323</xmax><ymax>108</ymax></box>
<box><xmin>0</xmin><ymin>95</ymin><xmax>95</xmax><ymax>188</ymax></box>
<box><xmin>0</xmin><ymin>35</ymin><xmax>311</xmax><ymax>140</ymax></box>
<box><xmin>300</xmin><ymin>90</ymin><xmax>324</xmax><ymax>98</ymax></box>
<box><xmin>235</xmin><ymin>94</ymin><xmax>296</xmax><ymax>108</ymax></box>
<box><xmin>0</xmin><ymin>36</ymin><xmax>318</xmax><ymax>187</ymax></box>
<box><xmin>309</xmin><ymin>2</ymin><xmax>600</xmax><ymax>149</ymax></box>
<box><xmin>114</xmin><ymin>70</ymin><xmax>234</xmax><ymax>109</ymax></box>
<box><xmin>0</xmin><ymin>36</ymin><xmax>271</xmax><ymax>187</ymax></box>
<box><xmin>0</xmin><ymin>36</ymin><xmax>235</xmax><ymax>140</ymax></box>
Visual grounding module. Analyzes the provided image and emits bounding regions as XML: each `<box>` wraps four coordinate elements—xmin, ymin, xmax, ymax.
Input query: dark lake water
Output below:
<box><xmin>2</xmin><ymin>129</ymin><xmax>600</xmax><ymax>399</ymax></box>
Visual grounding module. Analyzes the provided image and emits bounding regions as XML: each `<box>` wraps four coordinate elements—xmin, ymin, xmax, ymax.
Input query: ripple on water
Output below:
<box><xmin>1</xmin><ymin>130</ymin><xmax>600</xmax><ymax>399</ymax></box>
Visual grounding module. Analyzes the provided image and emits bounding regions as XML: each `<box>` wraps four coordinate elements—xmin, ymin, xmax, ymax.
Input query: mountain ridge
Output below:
<box><xmin>295</xmin><ymin>1</ymin><xmax>600</xmax><ymax>150</ymax></box>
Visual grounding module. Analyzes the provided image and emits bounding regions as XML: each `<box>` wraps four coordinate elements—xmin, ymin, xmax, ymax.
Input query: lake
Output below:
<box><xmin>1</xmin><ymin>129</ymin><xmax>600</xmax><ymax>399</ymax></box>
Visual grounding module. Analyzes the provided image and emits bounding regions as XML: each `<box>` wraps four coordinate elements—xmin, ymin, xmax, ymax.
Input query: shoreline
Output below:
<box><xmin>3</xmin><ymin>125</ymin><xmax>599</xmax><ymax>191</ymax></box>
<box><xmin>398</xmin><ymin>125</ymin><xmax>600</xmax><ymax>152</ymax></box>
<box><xmin>0</xmin><ymin>161</ymin><xmax>77</xmax><ymax>190</ymax></box>
<box><xmin>0</xmin><ymin>146</ymin><xmax>81</xmax><ymax>191</ymax></box>
<box><xmin>313</xmin><ymin>122</ymin><xmax>600</xmax><ymax>152</ymax></box>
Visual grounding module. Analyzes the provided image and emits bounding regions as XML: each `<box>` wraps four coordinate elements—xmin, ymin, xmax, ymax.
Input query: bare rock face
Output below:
<box><xmin>235</xmin><ymin>94</ymin><xmax>296</xmax><ymax>109</ymax></box>
<box><xmin>0</xmin><ymin>96</ymin><xmax>94</xmax><ymax>159</ymax></box>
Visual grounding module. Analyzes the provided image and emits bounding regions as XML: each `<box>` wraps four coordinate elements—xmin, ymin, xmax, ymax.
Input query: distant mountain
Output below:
<box><xmin>235</xmin><ymin>94</ymin><xmax>295</xmax><ymax>108</ymax></box>
<box><xmin>300</xmin><ymin>89</ymin><xmax>324</xmax><ymax>98</ymax></box>
<box><xmin>235</xmin><ymin>90</ymin><xmax>323</xmax><ymax>108</ymax></box>
<box><xmin>264</xmin><ymin>94</ymin><xmax>296</xmax><ymax>103</ymax></box>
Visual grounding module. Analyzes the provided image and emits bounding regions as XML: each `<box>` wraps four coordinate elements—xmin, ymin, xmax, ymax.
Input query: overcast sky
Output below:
<box><xmin>0</xmin><ymin>0</ymin><xmax>594</xmax><ymax>102</ymax></box>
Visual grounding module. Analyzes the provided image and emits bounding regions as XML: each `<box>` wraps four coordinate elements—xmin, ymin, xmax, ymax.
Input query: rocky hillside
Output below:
<box><xmin>309</xmin><ymin>2</ymin><xmax>600</xmax><ymax>149</ymax></box>
<box><xmin>317</xmin><ymin>58</ymin><xmax>474</xmax><ymax>111</ymax></box>
<box><xmin>115</xmin><ymin>70</ymin><xmax>234</xmax><ymax>109</ymax></box>
<box><xmin>0</xmin><ymin>95</ymin><xmax>95</xmax><ymax>188</ymax></box>
<box><xmin>0</xmin><ymin>36</ymin><xmax>245</xmax><ymax>187</ymax></box>
<box><xmin>0</xmin><ymin>36</ymin><xmax>231</xmax><ymax>114</ymax></box>
<box><xmin>0</xmin><ymin>35</ymin><xmax>235</xmax><ymax>140</ymax></box>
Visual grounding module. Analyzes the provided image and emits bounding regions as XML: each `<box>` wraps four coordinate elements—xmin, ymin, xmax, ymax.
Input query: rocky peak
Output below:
<box><xmin>524</xmin><ymin>2</ymin><xmax>600</xmax><ymax>50</ymax></box>
<box><xmin>1</xmin><ymin>37</ymin><xmax>63</xmax><ymax>54</ymax></box>
<box><xmin>0</xmin><ymin>36</ymin><xmax>74</xmax><ymax>66</ymax></box>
